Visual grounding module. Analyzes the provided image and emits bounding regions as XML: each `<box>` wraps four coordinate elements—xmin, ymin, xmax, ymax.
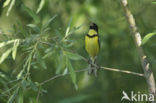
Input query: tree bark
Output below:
<box><xmin>121</xmin><ymin>0</ymin><xmax>156</xmax><ymax>102</ymax></box>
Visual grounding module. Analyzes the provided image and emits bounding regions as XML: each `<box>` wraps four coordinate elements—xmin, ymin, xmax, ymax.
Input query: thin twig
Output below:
<box><xmin>100</xmin><ymin>66</ymin><xmax>144</xmax><ymax>77</ymax></box>
<box><xmin>121</xmin><ymin>0</ymin><xmax>156</xmax><ymax>101</ymax></box>
<box><xmin>40</xmin><ymin>68</ymin><xmax>88</xmax><ymax>86</ymax></box>
<box><xmin>36</xmin><ymin>85</ymin><xmax>41</xmax><ymax>103</ymax></box>
<box><xmin>0</xmin><ymin>83</ymin><xmax>19</xmax><ymax>97</ymax></box>
<box><xmin>40</xmin><ymin>66</ymin><xmax>144</xmax><ymax>86</ymax></box>
<box><xmin>39</xmin><ymin>41</ymin><xmax>53</xmax><ymax>47</ymax></box>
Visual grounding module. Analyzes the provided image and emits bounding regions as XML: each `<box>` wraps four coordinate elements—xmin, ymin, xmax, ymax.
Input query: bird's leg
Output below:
<box><xmin>93</xmin><ymin>56</ymin><xmax>97</xmax><ymax>76</ymax></box>
<box><xmin>88</xmin><ymin>58</ymin><xmax>92</xmax><ymax>75</ymax></box>
<box><xmin>88</xmin><ymin>63</ymin><xmax>92</xmax><ymax>75</ymax></box>
<box><xmin>88</xmin><ymin>57</ymin><xmax>97</xmax><ymax>76</ymax></box>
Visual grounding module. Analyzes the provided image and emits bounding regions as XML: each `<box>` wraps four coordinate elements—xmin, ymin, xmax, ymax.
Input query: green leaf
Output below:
<box><xmin>0</xmin><ymin>48</ymin><xmax>12</xmax><ymax>64</ymax></box>
<box><xmin>3</xmin><ymin>0</ymin><xmax>11</xmax><ymax>7</ymax></box>
<box><xmin>27</xmin><ymin>24</ymin><xmax>37</xmax><ymax>28</ymax></box>
<box><xmin>68</xmin><ymin>25</ymin><xmax>82</xmax><ymax>36</ymax></box>
<box><xmin>21</xmin><ymin>5</ymin><xmax>39</xmax><ymax>23</ymax></box>
<box><xmin>152</xmin><ymin>1</ymin><xmax>156</xmax><ymax>4</ymax></box>
<box><xmin>55</xmin><ymin>29</ymin><xmax>63</xmax><ymax>39</ymax></box>
<box><xmin>41</xmin><ymin>60</ymin><xmax>47</xmax><ymax>69</ymax></box>
<box><xmin>64</xmin><ymin>17</ymin><xmax>72</xmax><ymax>38</ymax></box>
<box><xmin>12</xmin><ymin>39</ymin><xmax>20</xmax><ymax>60</ymax></box>
<box><xmin>17</xmin><ymin>69</ymin><xmax>24</xmax><ymax>80</ymax></box>
<box><xmin>27</xmin><ymin>24</ymin><xmax>40</xmax><ymax>33</ymax></box>
<box><xmin>66</xmin><ymin>59</ymin><xmax>77</xmax><ymax>89</ymax></box>
<box><xmin>36</xmin><ymin>0</ymin><xmax>45</xmax><ymax>14</ymax></box>
<box><xmin>142</xmin><ymin>32</ymin><xmax>156</xmax><ymax>45</ymax></box>
<box><xmin>21</xmin><ymin>80</ymin><xmax>27</xmax><ymax>89</ymax></box>
<box><xmin>0</xmin><ymin>72</ymin><xmax>6</xmax><ymax>78</ymax></box>
<box><xmin>65</xmin><ymin>27</ymin><xmax>70</xmax><ymax>38</ymax></box>
<box><xmin>56</xmin><ymin>54</ymin><xmax>66</xmax><ymax>74</ymax></box>
<box><xmin>0</xmin><ymin>72</ymin><xmax>9</xmax><ymax>81</ymax></box>
<box><xmin>65</xmin><ymin>51</ymin><xmax>83</xmax><ymax>60</ymax></box>
<box><xmin>27</xmin><ymin>55</ymin><xmax>32</xmax><ymax>73</ymax></box>
<box><xmin>30</xmin><ymin>81</ymin><xmax>38</xmax><ymax>92</ymax></box>
<box><xmin>43</xmin><ymin>48</ymin><xmax>55</xmax><ymax>59</ymax></box>
<box><xmin>62</xmin><ymin>68</ymin><xmax>68</xmax><ymax>75</ymax></box>
<box><xmin>7</xmin><ymin>87</ymin><xmax>19</xmax><ymax>103</ymax></box>
<box><xmin>42</xmin><ymin>14</ymin><xmax>58</xmax><ymax>29</ymax></box>
<box><xmin>41</xmin><ymin>88</ymin><xmax>47</xmax><ymax>93</ymax></box>
<box><xmin>17</xmin><ymin>92</ymin><xmax>23</xmax><ymax>103</ymax></box>
<box><xmin>6</xmin><ymin>0</ymin><xmax>15</xmax><ymax>16</ymax></box>
<box><xmin>0</xmin><ymin>39</ymin><xmax>19</xmax><ymax>48</ymax></box>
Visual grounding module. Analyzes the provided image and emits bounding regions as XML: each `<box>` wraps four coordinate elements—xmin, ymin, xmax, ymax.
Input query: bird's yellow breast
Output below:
<box><xmin>85</xmin><ymin>35</ymin><xmax>99</xmax><ymax>58</ymax></box>
<box><xmin>88</xmin><ymin>29</ymin><xmax>97</xmax><ymax>36</ymax></box>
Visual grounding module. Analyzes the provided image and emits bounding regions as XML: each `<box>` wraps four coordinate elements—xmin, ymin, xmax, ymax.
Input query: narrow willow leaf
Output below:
<box><xmin>0</xmin><ymin>39</ymin><xmax>18</xmax><ymax>48</ymax></box>
<box><xmin>66</xmin><ymin>59</ymin><xmax>76</xmax><ymax>86</ymax></box>
<box><xmin>30</xmin><ymin>81</ymin><xmax>38</xmax><ymax>92</ymax></box>
<box><xmin>36</xmin><ymin>0</ymin><xmax>45</xmax><ymax>14</ymax></box>
<box><xmin>27</xmin><ymin>24</ymin><xmax>37</xmax><ymax>28</ymax></box>
<box><xmin>0</xmin><ymin>72</ymin><xmax>6</xmax><ymax>78</ymax></box>
<box><xmin>0</xmin><ymin>72</ymin><xmax>9</xmax><ymax>81</ymax></box>
<box><xmin>62</xmin><ymin>68</ymin><xmax>68</xmax><ymax>75</ymax></box>
<box><xmin>27</xmin><ymin>24</ymin><xmax>40</xmax><ymax>33</ymax></box>
<box><xmin>42</xmin><ymin>27</ymin><xmax>51</xmax><ymax>33</ymax></box>
<box><xmin>65</xmin><ymin>51</ymin><xmax>82</xmax><ymax>60</ymax></box>
<box><xmin>43</xmin><ymin>48</ymin><xmax>55</xmax><ymax>59</ymax></box>
<box><xmin>3</xmin><ymin>0</ymin><xmax>11</xmax><ymax>7</ymax></box>
<box><xmin>22</xmin><ymin>5</ymin><xmax>39</xmax><ymax>23</ymax></box>
<box><xmin>42</xmin><ymin>14</ymin><xmax>58</xmax><ymax>29</ymax></box>
<box><xmin>12</xmin><ymin>39</ymin><xmax>20</xmax><ymax>60</ymax></box>
<box><xmin>41</xmin><ymin>89</ymin><xmax>47</xmax><ymax>93</ymax></box>
<box><xmin>142</xmin><ymin>32</ymin><xmax>156</xmax><ymax>45</ymax></box>
<box><xmin>56</xmin><ymin>54</ymin><xmax>65</xmax><ymax>74</ymax></box>
<box><xmin>0</xmin><ymin>48</ymin><xmax>12</xmax><ymax>64</ymax></box>
<box><xmin>65</xmin><ymin>27</ymin><xmax>70</xmax><ymax>38</ymax></box>
<box><xmin>6</xmin><ymin>0</ymin><xmax>15</xmax><ymax>16</ymax></box>
<box><xmin>68</xmin><ymin>25</ymin><xmax>82</xmax><ymax>35</ymax></box>
<box><xmin>64</xmin><ymin>17</ymin><xmax>72</xmax><ymax>38</ymax></box>
<box><xmin>17</xmin><ymin>56</ymin><xmax>29</xmax><ymax>80</ymax></box>
<box><xmin>17</xmin><ymin>69</ymin><xmax>24</xmax><ymax>80</ymax></box>
<box><xmin>17</xmin><ymin>92</ymin><xmax>23</xmax><ymax>103</ymax></box>
<box><xmin>7</xmin><ymin>87</ymin><xmax>19</xmax><ymax>103</ymax></box>
<box><xmin>55</xmin><ymin>29</ymin><xmax>63</xmax><ymax>39</ymax></box>
<box><xmin>34</xmin><ymin>82</ymin><xmax>40</xmax><ymax>86</ymax></box>
<box><xmin>27</xmin><ymin>57</ymin><xmax>32</xmax><ymax>73</ymax></box>
<box><xmin>40</xmin><ymin>60</ymin><xmax>47</xmax><ymax>69</ymax></box>
<box><xmin>21</xmin><ymin>80</ymin><xmax>27</xmax><ymax>89</ymax></box>
<box><xmin>45</xmin><ymin>47</ymin><xmax>53</xmax><ymax>53</ymax></box>
<box><xmin>74</xmin><ymin>84</ymin><xmax>78</xmax><ymax>90</ymax></box>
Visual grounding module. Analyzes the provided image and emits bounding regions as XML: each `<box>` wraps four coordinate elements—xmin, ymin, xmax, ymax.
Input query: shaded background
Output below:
<box><xmin>0</xmin><ymin>0</ymin><xmax>156</xmax><ymax>103</ymax></box>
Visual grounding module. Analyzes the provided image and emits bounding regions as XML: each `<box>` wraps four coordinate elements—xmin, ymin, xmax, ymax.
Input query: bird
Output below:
<box><xmin>85</xmin><ymin>23</ymin><xmax>100</xmax><ymax>76</ymax></box>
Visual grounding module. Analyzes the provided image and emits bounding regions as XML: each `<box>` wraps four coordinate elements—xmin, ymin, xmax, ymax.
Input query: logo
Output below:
<box><xmin>121</xmin><ymin>91</ymin><xmax>154</xmax><ymax>102</ymax></box>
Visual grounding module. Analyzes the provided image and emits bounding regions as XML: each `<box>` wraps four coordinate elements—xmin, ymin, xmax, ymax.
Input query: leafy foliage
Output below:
<box><xmin>142</xmin><ymin>32</ymin><xmax>156</xmax><ymax>45</ymax></box>
<box><xmin>0</xmin><ymin>0</ymin><xmax>155</xmax><ymax>103</ymax></box>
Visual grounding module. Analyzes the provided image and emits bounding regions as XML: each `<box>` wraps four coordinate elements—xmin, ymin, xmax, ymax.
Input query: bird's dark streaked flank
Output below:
<box><xmin>85</xmin><ymin>23</ymin><xmax>100</xmax><ymax>76</ymax></box>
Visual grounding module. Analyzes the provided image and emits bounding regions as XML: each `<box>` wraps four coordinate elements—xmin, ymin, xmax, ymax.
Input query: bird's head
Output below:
<box><xmin>90</xmin><ymin>23</ymin><xmax>98</xmax><ymax>32</ymax></box>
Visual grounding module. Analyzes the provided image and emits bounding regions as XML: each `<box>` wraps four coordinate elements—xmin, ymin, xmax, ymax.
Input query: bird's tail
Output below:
<box><xmin>88</xmin><ymin>57</ymin><xmax>97</xmax><ymax>76</ymax></box>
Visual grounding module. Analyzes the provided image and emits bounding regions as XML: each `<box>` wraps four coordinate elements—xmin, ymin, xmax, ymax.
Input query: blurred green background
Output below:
<box><xmin>0</xmin><ymin>0</ymin><xmax>156</xmax><ymax>103</ymax></box>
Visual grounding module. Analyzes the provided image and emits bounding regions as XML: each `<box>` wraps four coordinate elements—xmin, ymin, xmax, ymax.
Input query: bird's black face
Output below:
<box><xmin>90</xmin><ymin>23</ymin><xmax>98</xmax><ymax>31</ymax></box>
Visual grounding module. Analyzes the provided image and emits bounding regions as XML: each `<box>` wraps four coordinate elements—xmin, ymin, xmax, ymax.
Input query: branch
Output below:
<box><xmin>121</xmin><ymin>0</ymin><xmax>156</xmax><ymax>100</ymax></box>
<box><xmin>100</xmin><ymin>66</ymin><xmax>144</xmax><ymax>77</ymax></box>
<box><xmin>36</xmin><ymin>85</ymin><xmax>41</xmax><ymax>103</ymax></box>
<box><xmin>40</xmin><ymin>68</ymin><xmax>88</xmax><ymax>86</ymax></box>
<box><xmin>40</xmin><ymin>66</ymin><xmax>143</xmax><ymax>86</ymax></box>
